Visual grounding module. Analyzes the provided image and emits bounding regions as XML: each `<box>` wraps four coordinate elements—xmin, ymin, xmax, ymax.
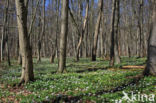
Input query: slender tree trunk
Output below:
<box><xmin>1</xmin><ymin>28</ymin><xmax>5</xmax><ymax>61</ymax></box>
<box><xmin>6</xmin><ymin>13</ymin><xmax>11</xmax><ymax>66</ymax></box>
<box><xmin>37</xmin><ymin>40</ymin><xmax>41</xmax><ymax>63</ymax></box>
<box><xmin>1</xmin><ymin>0</ymin><xmax>9</xmax><ymax>62</ymax></box>
<box><xmin>76</xmin><ymin>0</ymin><xmax>89</xmax><ymax>61</ymax></box>
<box><xmin>92</xmin><ymin>0</ymin><xmax>103</xmax><ymax>61</ymax></box>
<box><xmin>55</xmin><ymin>0</ymin><xmax>60</xmax><ymax>59</ymax></box>
<box><xmin>58</xmin><ymin>0</ymin><xmax>69</xmax><ymax>73</ymax></box>
<box><xmin>50</xmin><ymin>45</ymin><xmax>56</xmax><ymax>64</ymax></box>
<box><xmin>100</xmin><ymin>20</ymin><xmax>104</xmax><ymax>58</ymax></box>
<box><xmin>143</xmin><ymin>0</ymin><xmax>156</xmax><ymax>76</ymax></box>
<box><xmin>85</xmin><ymin>20</ymin><xmax>89</xmax><ymax>57</ymax></box>
<box><xmin>114</xmin><ymin>0</ymin><xmax>120</xmax><ymax>64</ymax></box>
<box><xmin>37</xmin><ymin>0</ymin><xmax>46</xmax><ymax>63</ymax></box>
<box><xmin>109</xmin><ymin>0</ymin><xmax>116</xmax><ymax>66</ymax></box>
<box><xmin>50</xmin><ymin>52</ymin><xmax>56</xmax><ymax>63</ymax></box>
<box><xmin>6</xmin><ymin>39</ymin><xmax>11</xmax><ymax>66</ymax></box>
<box><xmin>15</xmin><ymin>0</ymin><xmax>34</xmax><ymax>84</ymax></box>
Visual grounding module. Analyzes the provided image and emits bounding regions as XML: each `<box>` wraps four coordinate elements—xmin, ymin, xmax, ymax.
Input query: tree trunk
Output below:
<box><xmin>92</xmin><ymin>0</ymin><xmax>103</xmax><ymax>61</ymax></box>
<box><xmin>37</xmin><ymin>40</ymin><xmax>41</xmax><ymax>63</ymax></box>
<box><xmin>6</xmin><ymin>15</ymin><xmax>11</xmax><ymax>66</ymax></box>
<box><xmin>100</xmin><ymin>20</ymin><xmax>104</xmax><ymax>58</ymax></box>
<box><xmin>1</xmin><ymin>0</ymin><xmax>9</xmax><ymax>62</ymax></box>
<box><xmin>18</xmin><ymin>53</ymin><xmax>22</xmax><ymax>65</ymax></box>
<box><xmin>1</xmin><ymin>28</ymin><xmax>5</xmax><ymax>61</ymax></box>
<box><xmin>143</xmin><ymin>0</ymin><xmax>156</xmax><ymax>76</ymax></box>
<box><xmin>109</xmin><ymin>0</ymin><xmax>116</xmax><ymax>66</ymax></box>
<box><xmin>76</xmin><ymin>0</ymin><xmax>89</xmax><ymax>61</ymax></box>
<box><xmin>58</xmin><ymin>0</ymin><xmax>69</xmax><ymax>73</ymax></box>
<box><xmin>37</xmin><ymin>0</ymin><xmax>46</xmax><ymax>63</ymax></box>
<box><xmin>15</xmin><ymin>0</ymin><xmax>34</xmax><ymax>84</ymax></box>
<box><xmin>114</xmin><ymin>0</ymin><xmax>120</xmax><ymax>64</ymax></box>
<box><xmin>50</xmin><ymin>46</ymin><xmax>56</xmax><ymax>64</ymax></box>
<box><xmin>6</xmin><ymin>40</ymin><xmax>11</xmax><ymax>66</ymax></box>
<box><xmin>55</xmin><ymin>0</ymin><xmax>60</xmax><ymax>59</ymax></box>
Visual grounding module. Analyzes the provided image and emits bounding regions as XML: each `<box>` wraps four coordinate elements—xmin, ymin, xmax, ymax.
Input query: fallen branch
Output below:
<box><xmin>121</xmin><ymin>65</ymin><xmax>145</xmax><ymax>69</ymax></box>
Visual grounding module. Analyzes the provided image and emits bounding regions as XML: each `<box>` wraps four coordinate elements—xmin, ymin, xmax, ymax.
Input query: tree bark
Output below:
<box><xmin>15</xmin><ymin>0</ymin><xmax>34</xmax><ymax>84</ymax></box>
<box><xmin>1</xmin><ymin>0</ymin><xmax>9</xmax><ymax>62</ymax></box>
<box><xmin>55</xmin><ymin>0</ymin><xmax>60</xmax><ymax>59</ymax></box>
<box><xmin>58</xmin><ymin>0</ymin><xmax>69</xmax><ymax>73</ymax></box>
<box><xmin>92</xmin><ymin>0</ymin><xmax>103</xmax><ymax>61</ymax></box>
<box><xmin>137</xmin><ymin>0</ymin><xmax>144</xmax><ymax>58</ymax></box>
<box><xmin>6</xmin><ymin>38</ymin><xmax>11</xmax><ymax>66</ymax></box>
<box><xmin>109</xmin><ymin>0</ymin><xmax>116</xmax><ymax>66</ymax></box>
<box><xmin>114</xmin><ymin>0</ymin><xmax>120</xmax><ymax>64</ymax></box>
<box><xmin>6</xmin><ymin>14</ymin><xmax>11</xmax><ymax>66</ymax></box>
<box><xmin>50</xmin><ymin>45</ymin><xmax>56</xmax><ymax>64</ymax></box>
<box><xmin>37</xmin><ymin>40</ymin><xmax>41</xmax><ymax>63</ymax></box>
<box><xmin>143</xmin><ymin>0</ymin><xmax>156</xmax><ymax>76</ymax></box>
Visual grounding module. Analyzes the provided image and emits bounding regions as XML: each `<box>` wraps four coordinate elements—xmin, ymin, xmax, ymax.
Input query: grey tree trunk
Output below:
<box><xmin>37</xmin><ymin>0</ymin><xmax>46</xmax><ymax>63</ymax></box>
<box><xmin>6</xmin><ymin>14</ymin><xmax>11</xmax><ymax>66</ymax></box>
<box><xmin>37</xmin><ymin>40</ymin><xmax>41</xmax><ymax>63</ymax></box>
<box><xmin>100</xmin><ymin>15</ymin><xmax>104</xmax><ymax>58</ymax></box>
<box><xmin>50</xmin><ymin>44</ymin><xmax>56</xmax><ymax>64</ymax></box>
<box><xmin>6</xmin><ymin>39</ymin><xmax>11</xmax><ymax>66</ymax></box>
<box><xmin>109</xmin><ymin>0</ymin><xmax>116</xmax><ymax>66</ymax></box>
<box><xmin>114</xmin><ymin>0</ymin><xmax>120</xmax><ymax>64</ymax></box>
<box><xmin>143</xmin><ymin>0</ymin><xmax>156</xmax><ymax>76</ymax></box>
<box><xmin>1</xmin><ymin>0</ymin><xmax>9</xmax><ymax>61</ymax></box>
<box><xmin>92</xmin><ymin>0</ymin><xmax>103</xmax><ymax>61</ymax></box>
<box><xmin>58</xmin><ymin>0</ymin><xmax>69</xmax><ymax>73</ymax></box>
<box><xmin>15</xmin><ymin>0</ymin><xmax>34</xmax><ymax>84</ymax></box>
<box><xmin>55</xmin><ymin>0</ymin><xmax>60</xmax><ymax>59</ymax></box>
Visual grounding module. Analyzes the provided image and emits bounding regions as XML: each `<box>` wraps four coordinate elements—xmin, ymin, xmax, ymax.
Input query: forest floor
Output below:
<box><xmin>0</xmin><ymin>57</ymin><xmax>155</xmax><ymax>103</ymax></box>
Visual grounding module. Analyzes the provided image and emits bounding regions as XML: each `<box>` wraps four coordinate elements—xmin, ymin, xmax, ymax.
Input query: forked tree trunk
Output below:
<box><xmin>92</xmin><ymin>0</ymin><xmax>103</xmax><ymax>61</ymax></box>
<box><xmin>76</xmin><ymin>0</ymin><xmax>89</xmax><ymax>61</ymax></box>
<box><xmin>58</xmin><ymin>0</ymin><xmax>69</xmax><ymax>73</ymax></box>
<box><xmin>15</xmin><ymin>0</ymin><xmax>34</xmax><ymax>84</ymax></box>
<box><xmin>143</xmin><ymin>0</ymin><xmax>156</xmax><ymax>76</ymax></box>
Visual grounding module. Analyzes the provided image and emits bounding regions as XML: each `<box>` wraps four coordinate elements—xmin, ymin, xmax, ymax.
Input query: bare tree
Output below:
<box><xmin>76</xmin><ymin>0</ymin><xmax>89</xmax><ymax>61</ymax></box>
<box><xmin>58</xmin><ymin>0</ymin><xmax>69</xmax><ymax>73</ymax></box>
<box><xmin>15</xmin><ymin>0</ymin><xmax>34</xmax><ymax>84</ymax></box>
<box><xmin>92</xmin><ymin>0</ymin><xmax>103</xmax><ymax>61</ymax></box>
